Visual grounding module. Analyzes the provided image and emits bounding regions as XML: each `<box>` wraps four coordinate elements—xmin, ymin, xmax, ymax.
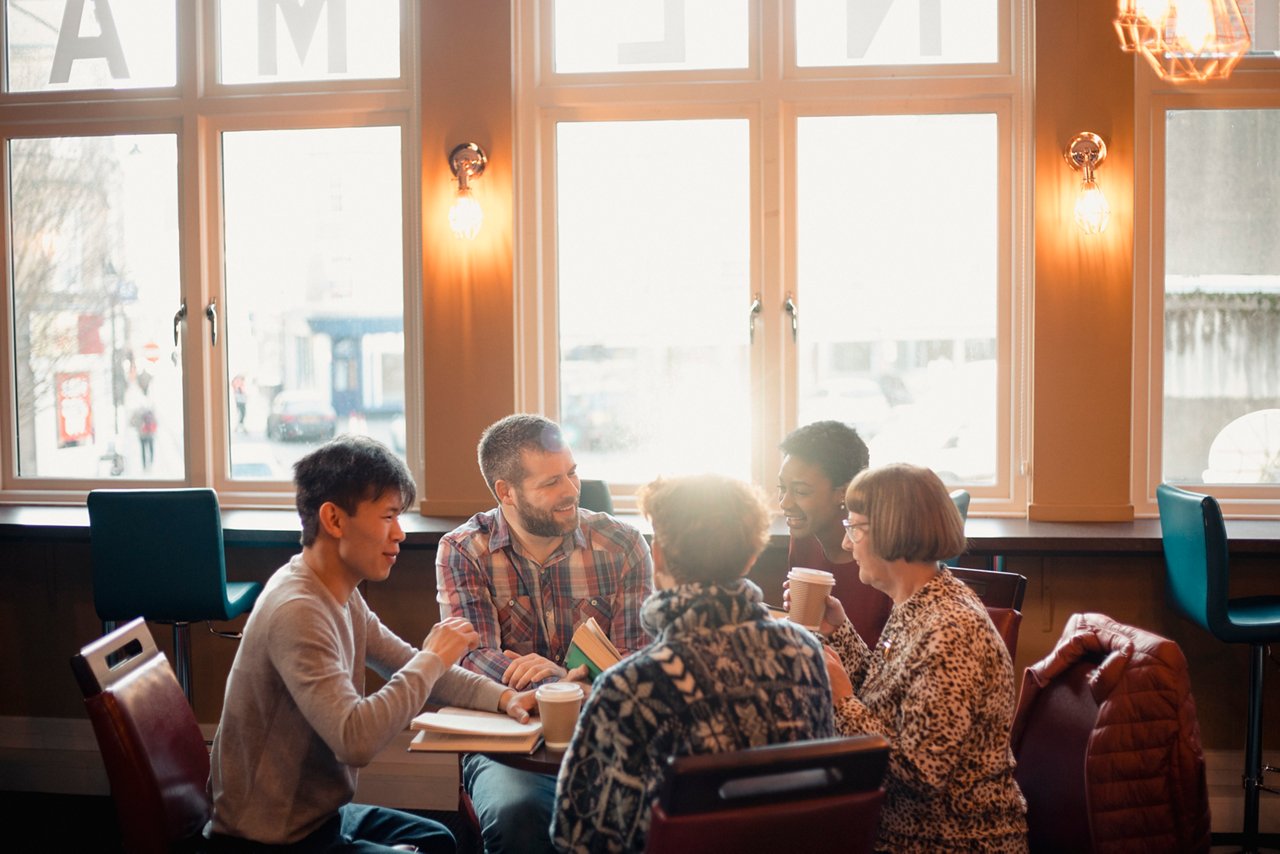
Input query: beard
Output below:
<box><xmin>513</xmin><ymin>492</ymin><xmax>579</xmax><ymax>538</ymax></box>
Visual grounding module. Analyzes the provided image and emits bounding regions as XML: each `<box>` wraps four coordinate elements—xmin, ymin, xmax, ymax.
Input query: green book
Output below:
<box><xmin>563</xmin><ymin>616</ymin><xmax>622</xmax><ymax>679</ymax></box>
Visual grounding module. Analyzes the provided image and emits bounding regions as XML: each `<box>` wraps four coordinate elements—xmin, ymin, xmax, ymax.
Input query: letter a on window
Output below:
<box><xmin>50</xmin><ymin>0</ymin><xmax>131</xmax><ymax>84</ymax></box>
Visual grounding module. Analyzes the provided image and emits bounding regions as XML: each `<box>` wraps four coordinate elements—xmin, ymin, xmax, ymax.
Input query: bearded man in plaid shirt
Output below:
<box><xmin>436</xmin><ymin>413</ymin><xmax>653</xmax><ymax>854</ymax></box>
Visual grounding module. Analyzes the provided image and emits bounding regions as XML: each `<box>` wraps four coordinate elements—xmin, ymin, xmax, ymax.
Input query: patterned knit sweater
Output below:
<box><xmin>830</xmin><ymin>567</ymin><xmax>1027</xmax><ymax>853</ymax></box>
<box><xmin>551</xmin><ymin>579</ymin><xmax>836</xmax><ymax>853</ymax></box>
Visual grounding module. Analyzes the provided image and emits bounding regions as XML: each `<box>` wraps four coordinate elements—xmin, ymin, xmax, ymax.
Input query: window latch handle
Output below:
<box><xmin>784</xmin><ymin>293</ymin><xmax>799</xmax><ymax>342</ymax></box>
<box><xmin>205</xmin><ymin>300</ymin><xmax>218</xmax><ymax>347</ymax></box>
<box><xmin>749</xmin><ymin>293</ymin><xmax>762</xmax><ymax>343</ymax></box>
<box><xmin>173</xmin><ymin>300</ymin><xmax>187</xmax><ymax>347</ymax></box>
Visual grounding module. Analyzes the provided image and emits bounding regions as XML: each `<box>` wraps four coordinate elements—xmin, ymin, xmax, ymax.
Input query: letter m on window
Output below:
<box><xmin>258</xmin><ymin>0</ymin><xmax>348</xmax><ymax>76</ymax></box>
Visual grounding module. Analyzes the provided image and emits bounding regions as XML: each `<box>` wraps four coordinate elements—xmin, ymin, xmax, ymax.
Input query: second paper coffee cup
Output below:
<box><xmin>536</xmin><ymin>682</ymin><xmax>585</xmax><ymax>749</ymax></box>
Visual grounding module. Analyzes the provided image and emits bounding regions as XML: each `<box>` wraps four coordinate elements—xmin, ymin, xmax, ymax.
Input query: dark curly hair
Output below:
<box><xmin>779</xmin><ymin>420</ymin><xmax>869</xmax><ymax>487</ymax></box>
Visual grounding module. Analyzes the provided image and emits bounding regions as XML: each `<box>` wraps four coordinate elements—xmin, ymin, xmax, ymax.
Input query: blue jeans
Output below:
<box><xmin>462</xmin><ymin>754</ymin><xmax>558</xmax><ymax>854</ymax></box>
<box><xmin>207</xmin><ymin>803</ymin><xmax>455</xmax><ymax>853</ymax></box>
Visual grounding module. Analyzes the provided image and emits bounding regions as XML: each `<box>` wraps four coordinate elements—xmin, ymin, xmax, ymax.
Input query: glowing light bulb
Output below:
<box><xmin>446</xmin><ymin>142</ymin><xmax>488</xmax><ymax>240</ymax></box>
<box><xmin>1074</xmin><ymin>177</ymin><xmax>1111</xmax><ymax>235</ymax></box>
<box><xmin>449</xmin><ymin>187</ymin><xmax>483</xmax><ymax>239</ymax></box>
<box><xmin>1173</xmin><ymin>0</ymin><xmax>1216</xmax><ymax>52</ymax></box>
<box><xmin>1135</xmin><ymin>0</ymin><xmax>1170</xmax><ymax>22</ymax></box>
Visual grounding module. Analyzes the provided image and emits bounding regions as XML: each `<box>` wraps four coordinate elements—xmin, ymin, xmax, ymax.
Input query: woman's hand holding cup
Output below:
<box><xmin>783</xmin><ymin>579</ymin><xmax>847</xmax><ymax>636</ymax></box>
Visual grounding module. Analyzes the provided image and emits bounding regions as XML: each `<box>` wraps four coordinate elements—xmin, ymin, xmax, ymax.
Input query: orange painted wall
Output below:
<box><xmin>1030</xmin><ymin>0</ymin><xmax>1136</xmax><ymax>521</ymax></box>
<box><xmin>419</xmin><ymin>4</ymin><xmax>517</xmax><ymax>515</ymax></box>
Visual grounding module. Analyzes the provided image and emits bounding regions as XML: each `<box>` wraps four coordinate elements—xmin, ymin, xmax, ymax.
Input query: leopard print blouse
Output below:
<box><xmin>829</xmin><ymin>567</ymin><xmax>1028</xmax><ymax>853</ymax></box>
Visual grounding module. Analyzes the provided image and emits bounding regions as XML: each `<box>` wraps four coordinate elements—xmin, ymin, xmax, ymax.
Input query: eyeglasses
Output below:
<box><xmin>841</xmin><ymin>519</ymin><xmax>870</xmax><ymax>543</ymax></box>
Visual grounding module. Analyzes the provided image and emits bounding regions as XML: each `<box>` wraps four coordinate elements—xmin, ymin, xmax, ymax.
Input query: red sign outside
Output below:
<box><xmin>56</xmin><ymin>371</ymin><xmax>94</xmax><ymax>447</ymax></box>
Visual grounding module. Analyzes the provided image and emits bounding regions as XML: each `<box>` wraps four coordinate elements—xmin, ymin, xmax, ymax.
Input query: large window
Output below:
<box><xmin>516</xmin><ymin>0</ymin><xmax>1028</xmax><ymax>509</ymax></box>
<box><xmin>1134</xmin><ymin>26</ymin><xmax>1280</xmax><ymax>515</ymax></box>
<box><xmin>556</xmin><ymin>119</ymin><xmax>751</xmax><ymax>482</ymax></box>
<box><xmin>1</xmin><ymin>1</ymin><xmax>416</xmax><ymax>500</ymax></box>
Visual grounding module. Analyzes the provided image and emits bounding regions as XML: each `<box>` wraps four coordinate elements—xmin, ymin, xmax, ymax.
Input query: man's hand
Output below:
<box><xmin>783</xmin><ymin>579</ymin><xmax>847</xmax><ymax>636</ymax></box>
<box><xmin>501</xmin><ymin>650</ymin><xmax>567</xmax><ymax>690</ymax></box>
<box><xmin>822</xmin><ymin>646</ymin><xmax>854</xmax><ymax>702</ymax></box>
<box><xmin>421</xmin><ymin>617</ymin><xmax>480</xmax><ymax>667</ymax></box>
<box><xmin>562</xmin><ymin>663</ymin><xmax>595</xmax><ymax>701</ymax></box>
<box><xmin>498</xmin><ymin>688</ymin><xmax>538</xmax><ymax>723</ymax></box>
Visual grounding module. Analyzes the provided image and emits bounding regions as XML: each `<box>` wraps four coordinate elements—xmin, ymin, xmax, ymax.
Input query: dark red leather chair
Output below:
<box><xmin>71</xmin><ymin>617</ymin><xmax>211</xmax><ymax>854</ymax></box>
<box><xmin>948</xmin><ymin>566</ymin><xmax>1027</xmax><ymax>660</ymax></box>
<box><xmin>1010</xmin><ymin>613</ymin><xmax>1211</xmax><ymax>854</ymax></box>
<box><xmin>645</xmin><ymin>735</ymin><xmax>889</xmax><ymax>853</ymax></box>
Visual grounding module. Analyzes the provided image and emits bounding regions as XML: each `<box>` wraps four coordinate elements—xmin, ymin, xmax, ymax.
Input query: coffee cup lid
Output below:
<box><xmin>536</xmin><ymin>681</ymin><xmax>584</xmax><ymax>700</ymax></box>
<box><xmin>788</xmin><ymin>567</ymin><xmax>836</xmax><ymax>584</ymax></box>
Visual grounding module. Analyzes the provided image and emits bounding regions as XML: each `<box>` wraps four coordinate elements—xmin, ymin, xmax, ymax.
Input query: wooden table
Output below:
<box><xmin>482</xmin><ymin>741</ymin><xmax>568</xmax><ymax>775</ymax></box>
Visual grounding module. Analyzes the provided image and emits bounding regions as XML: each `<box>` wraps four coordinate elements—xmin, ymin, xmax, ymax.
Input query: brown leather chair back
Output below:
<box><xmin>648</xmin><ymin>789</ymin><xmax>884</xmax><ymax>852</ymax></box>
<box><xmin>949</xmin><ymin>566</ymin><xmax>1027</xmax><ymax>659</ymax></box>
<box><xmin>71</xmin><ymin>618</ymin><xmax>211</xmax><ymax>854</ymax></box>
<box><xmin>985</xmin><ymin>606</ymin><xmax>1024</xmax><ymax>660</ymax></box>
<box><xmin>949</xmin><ymin>566</ymin><xmax>1027</xmax><ymax>609</ymax></box>
<box><xmin>645</xmin><ymin>735</ymin><xmax>889</xmax><ymax>854</ymax></box>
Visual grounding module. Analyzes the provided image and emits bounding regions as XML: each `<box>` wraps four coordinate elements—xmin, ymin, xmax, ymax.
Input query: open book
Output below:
<box><xmin>563</xmin><ymin>616</ymin><xmax>622</xmax><ymax>679</ymax></box>
<box><xmin>409</xmin><ymin>707</ymin><xmax>542</xmax><ymax>754</ymax></box>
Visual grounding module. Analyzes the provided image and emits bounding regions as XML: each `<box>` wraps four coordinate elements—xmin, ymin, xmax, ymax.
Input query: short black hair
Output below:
<box><xmin>779</xmin><ymin>420</ymin><xmax>869</xmax><ymax>488</ymax></box>
<box><xmin>294</xmin><ymin>435</ymin><xmax>416</xmax><ymax>547</ymax></box>
<box><xmin>477</xmin><ymin>414</ymin><xmax>567</xmax><ymax>499</ymax></box>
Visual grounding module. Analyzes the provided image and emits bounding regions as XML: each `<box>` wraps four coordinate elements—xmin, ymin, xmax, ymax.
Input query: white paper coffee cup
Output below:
<box><xmin>788</xmin><ymin>567</ymin><xmax>836</xmax><ymax>630</ymax></box>
<box><xmin>536</xmin><ymin>682</ymin><xmax>585</xmax><ymax>749</ymax></box>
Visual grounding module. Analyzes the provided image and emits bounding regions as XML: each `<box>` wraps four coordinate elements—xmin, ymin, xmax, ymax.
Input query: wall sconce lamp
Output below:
<box><xmin>1064</xmin><ymin>132</ymin><xmax>1110</xmax><ymax>236</ymax></box>
<box><xmin>448</xmin><ymin>142</ymin><xmax>487</xmax><ymax>240</ymax></box>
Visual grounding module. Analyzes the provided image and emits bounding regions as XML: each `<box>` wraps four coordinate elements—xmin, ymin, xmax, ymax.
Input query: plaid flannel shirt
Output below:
<box><xmin>435</xmin><ymin>507</ymin><xmax>653</xmax><ymax>684</ymax></box>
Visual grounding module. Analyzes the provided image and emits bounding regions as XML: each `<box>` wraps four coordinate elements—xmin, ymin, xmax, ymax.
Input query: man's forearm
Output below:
<box><xmin>459</xmin><ymin>645</ymin><xmax>517</xmax><ymax>683</ymax></box>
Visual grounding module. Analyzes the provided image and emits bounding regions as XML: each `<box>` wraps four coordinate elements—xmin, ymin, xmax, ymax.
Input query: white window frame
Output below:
<box><xmin>1132</xmin><ymin>56</ymin><xmax>1280</xmax><ymax>518</ymax></box>
<box><xmin>514</xmin><ymin>0</ymin><xmax>1031</xmax><ymax>513</ymax></box>
<box><xmin>0</xmin><ymin>0</ymin><xmax>422</xmax><ymax>506</ymax></box>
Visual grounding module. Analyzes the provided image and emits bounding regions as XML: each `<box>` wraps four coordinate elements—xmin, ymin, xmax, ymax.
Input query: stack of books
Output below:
<box><xmin>409</xmin><ymin>707</ymin><xmax>543</xmax><ymax>754</ymax></box>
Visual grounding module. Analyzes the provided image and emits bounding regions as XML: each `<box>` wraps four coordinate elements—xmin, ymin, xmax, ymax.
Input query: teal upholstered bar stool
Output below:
<box><xmin>87</xmin><ymin>488</ymin><xmax>263</xmax><ymax>704</ymax></box>
<box><xmin>1157</xmin><ymin>483</ymin><xmax>1280</xmax><ymax>850</ymax></box>
<box><xmin>578</xmin><ymin>479</ymin><xmax>614</xmax><ymax>514</ymax></box>
<box><xmin>948</xmin><ymin>488</ymin><xmax>971</xmax><ymax>521</ymax></box>
<box><xmin>944</xmin><ymin>489</ymin><xmax>970</xmax><ymax>566</ymax></box>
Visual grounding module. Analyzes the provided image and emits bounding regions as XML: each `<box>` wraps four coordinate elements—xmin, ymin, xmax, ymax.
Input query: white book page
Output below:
<box><xmin>411</xmin><ymin>707</ymin><xmax>541</xmax><ymax>737</ymax></box>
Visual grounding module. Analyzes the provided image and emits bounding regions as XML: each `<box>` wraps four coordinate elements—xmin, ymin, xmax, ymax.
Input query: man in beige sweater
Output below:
<box><xmin>207</xmin><ymin>435</ymin><xmax>533</xmax><ymax>853</ymax></box>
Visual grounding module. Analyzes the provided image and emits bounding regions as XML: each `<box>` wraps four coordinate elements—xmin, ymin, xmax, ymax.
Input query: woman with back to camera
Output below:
<box><xmin>552</xmin><ymin>474</ymin><xmax>835</xmax><ymax>853</ymax></box>
<box><xmin>818</xmin><ymin>463</ymin><xmax>1027</xmax><ymax>852</ymax></box>
<box><xmin>779</xmin><ymin>421</ymin><xmax>892</xmax><ymax>646</ymax></box>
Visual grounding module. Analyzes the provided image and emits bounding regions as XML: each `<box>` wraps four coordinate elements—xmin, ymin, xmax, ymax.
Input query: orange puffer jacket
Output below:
<box><xmin>1010</xmin><ymin>612</ymin><xmax>1211</xmax><ymax>853</ymax></box>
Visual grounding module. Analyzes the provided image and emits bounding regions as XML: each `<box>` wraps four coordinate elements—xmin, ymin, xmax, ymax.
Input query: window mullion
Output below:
<box><xmin>181</xmin><ymin>112</ymin><xmax>219</xmax><ymax>489</ymax></box>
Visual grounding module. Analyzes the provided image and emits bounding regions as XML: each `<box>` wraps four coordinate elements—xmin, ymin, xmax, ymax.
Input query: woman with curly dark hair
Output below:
<box><xmin>779</xmin><ymin>420</ymin><xmax>891</xmax><ymax>646</ymax></box>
